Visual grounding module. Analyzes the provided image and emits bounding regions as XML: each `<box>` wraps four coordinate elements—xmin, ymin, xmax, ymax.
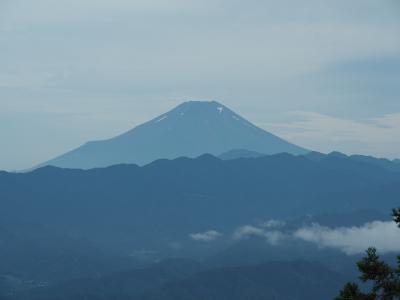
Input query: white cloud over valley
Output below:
<box><xmin>294</xmin><ymin>221</ymin><xmax>400</xmax><ymax>255</ymax></box>
<box><xmin>232</xmin><ymin>220</ymin><xmax>400</xmax><ymax>255</ymax></box>
<box><xmin>189</xmin><ymin>230</ymin><xmax>223</xmax><ymax>242</ymax></box>
<box><xmin>233</xmin><ymin>225</ymin><xmax>285</xmax><ymax>246</ymax></box>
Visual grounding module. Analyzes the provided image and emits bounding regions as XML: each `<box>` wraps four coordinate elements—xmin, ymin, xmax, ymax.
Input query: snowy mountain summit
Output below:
<box><xmin>38</xmin><ymin>101</ymin><xmax>308</xmax><ymax>169</ymax></box>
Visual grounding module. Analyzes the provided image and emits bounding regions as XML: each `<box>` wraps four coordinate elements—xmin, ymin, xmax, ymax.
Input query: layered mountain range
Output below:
<box><xmin>2</xmin><ymin>101</ymin><xmax>400</xmax><ymax>299</ymax></box>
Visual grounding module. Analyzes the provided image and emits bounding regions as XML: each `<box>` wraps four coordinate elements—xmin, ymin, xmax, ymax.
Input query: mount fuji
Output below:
<box><xmin>38</xmin><ymin>101</ymin><xmax>308</xmax><ymax>169</ymax></box>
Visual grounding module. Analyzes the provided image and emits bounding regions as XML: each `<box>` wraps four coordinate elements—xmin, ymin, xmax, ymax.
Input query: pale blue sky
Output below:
<box><xmin>1</xmin><ymin>0</ymin><xmax>400</xmax><ymax>170</ymax></box>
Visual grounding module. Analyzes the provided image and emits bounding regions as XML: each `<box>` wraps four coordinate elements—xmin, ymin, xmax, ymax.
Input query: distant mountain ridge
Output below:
<box><xmin>219</xmin><ymin>149</ymin><xmax>266</xmax><ymax>160</ymax></box>
<box><xmin>37</xmin><ymin>101</ymin><xmax>307</xmax><ymax>169</ymax></box>
<box><xmin>220</xmin><ymin>149</ymin><xmax>400</xmax><ymax>172</ymax></box>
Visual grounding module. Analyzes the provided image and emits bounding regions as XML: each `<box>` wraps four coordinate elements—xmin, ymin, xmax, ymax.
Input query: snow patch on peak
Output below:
<box><xmin>155</xmin><ymin>115</ymin><xmax>168</xmax><ymax>123</ymax></box>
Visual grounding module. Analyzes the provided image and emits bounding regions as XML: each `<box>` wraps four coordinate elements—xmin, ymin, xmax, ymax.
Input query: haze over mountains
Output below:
<box><xmin>2</xmin><ymin>101</ymin><xmax>400</xmax><ymax>299</ymax></box>
<box><xmin>2</xmin><ymin>0</ymin><xmax>399</xmax><ymax>297</ymax></box>
<box><xmin>38</xmin><ymin>101</ymin><xmax>307</xmax><ymax>169</ymax></box>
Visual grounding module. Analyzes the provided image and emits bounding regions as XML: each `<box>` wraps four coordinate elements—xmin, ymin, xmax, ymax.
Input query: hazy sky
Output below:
<box><xmin>1</xmin><ymin>0</ymin><xmax>400</xmax><ymax>170</ymax></box>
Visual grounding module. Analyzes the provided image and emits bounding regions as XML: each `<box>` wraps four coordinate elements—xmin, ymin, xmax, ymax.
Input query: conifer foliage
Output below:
<box><xmin>335</xmin><ymin>209</ymin><xmax>400</xmax><ymax>300</ymax></box>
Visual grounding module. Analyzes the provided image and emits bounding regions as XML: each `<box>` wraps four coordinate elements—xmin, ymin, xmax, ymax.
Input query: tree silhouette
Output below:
<box><xmin>335</xmin><ymin>209</ymin><xmax>400</xmax><ymax>300</ymax></box>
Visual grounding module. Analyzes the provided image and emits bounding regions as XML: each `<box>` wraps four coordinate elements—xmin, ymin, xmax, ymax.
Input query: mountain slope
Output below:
<box><xmin>12</xmin><ymin>259</ymin><xmax>205</xmax><ymax>300</ymax></box>
<box><xmin>0</xmin><ymin>223</ymin><xmax>134</xmax><ymax>285</ymax></box>
<box><xmin>38</xmin><ymin>101</ymin><xmax>307</xmax><ymax>169</ymax></box>
<box><xmin>140</xmin><ymin>261</ymin><xmax>343</xmax><ymax>300</ymax></box>
<box><xmin>9</xmin><ymin>261</ymin><xmax>343</xmax><ymax>300</ymax></box>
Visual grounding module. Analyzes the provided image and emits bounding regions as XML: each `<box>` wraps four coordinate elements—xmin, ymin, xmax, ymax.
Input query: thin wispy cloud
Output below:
<box><xmin>259</xmin><ymin>219</ymin><xmax>286</xmax><ymax>229</ymax></box>
<box><xmin>263</xmin><ymin>112</ymin><xmax>400</xmax><ymax>159</ymax></box>
<box><xmin>189</xmin><ymin>230</ymin><xmax>223</xmax><ymax>242</ymax></box>
<box><xmin>233</xmin><ymin>225</ymin><xmax>285</xmax><ymax>246</ymax></box>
